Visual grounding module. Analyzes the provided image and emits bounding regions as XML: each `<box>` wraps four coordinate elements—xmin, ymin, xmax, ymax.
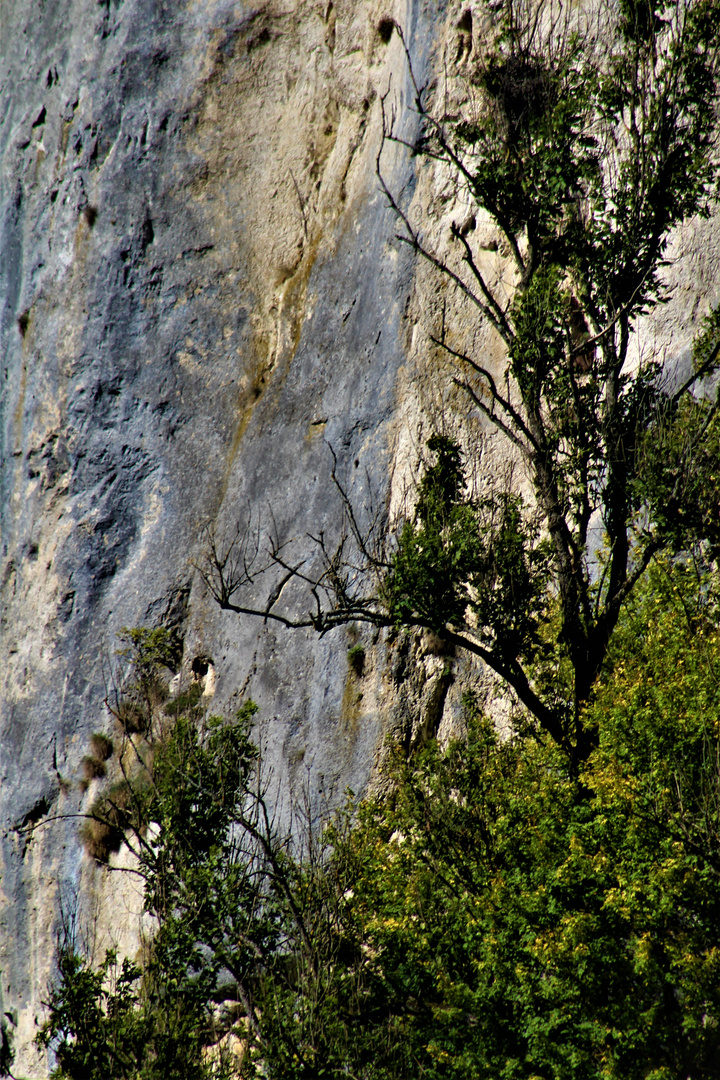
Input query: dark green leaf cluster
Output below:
<box><xmin>116</xmin><ymin>627</ymin><xmax>180</xmax><ymax>682</ymax></box>
<box><xmin>637</xmin><ymin>395</ymin><xmax>720</xmax><ymax>554</ymax></box>
<box><xmin>455</xmin><ymin>0</ymin><xmax>720</xmax><ymax>323</ymax></box>
<box><xmin>321</xmin><ymin>562</ymin><xmax>720</xmax><ymax>1079</ymax></box>
<box><xmin>37</xmin><ymin>951</ymin><xmax>153</xmax><ymax>1080</ymax></box>
<box><xmin>386</xmin><ymin>437</ymin><xmax>551</xmax><ymax>660</ymax></box>
<box><xmin>39</xmin><ymin>629</ymin><xmax>384</xmax><ymax>1079</ymax></box>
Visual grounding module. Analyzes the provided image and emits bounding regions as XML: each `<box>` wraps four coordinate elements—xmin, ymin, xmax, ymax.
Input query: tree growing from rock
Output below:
<box><xmin>202</xmin><ymin>0</ymin><xmax>720</xmax><ymax>764</ymax></box>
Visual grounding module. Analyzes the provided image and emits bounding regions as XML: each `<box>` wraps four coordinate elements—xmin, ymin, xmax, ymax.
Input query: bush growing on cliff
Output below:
<box><xmin>40</xmin><ymin>694</ymin><xmax>272</xmax><ymax>1080</ymax></box>
<box><xmin>40</xmin><ymin>632</ymin><xmax>367</xmax><ymax>1079</ymax></box>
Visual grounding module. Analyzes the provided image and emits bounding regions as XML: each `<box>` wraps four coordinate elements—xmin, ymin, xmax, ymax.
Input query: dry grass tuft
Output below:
<box><xmin>90</xmin><ymin>732</ymin><xmax>114</xmax><ymax>761</ymax></box>
<box><xmin>81</xmin><ymin>755</ymin><xmax>107</xmax><ymax>783</ymax></box>
<box><xmin>81</xmin><ymin>783</ymin><xmax>134</xmax><ymax>863</ymax></box>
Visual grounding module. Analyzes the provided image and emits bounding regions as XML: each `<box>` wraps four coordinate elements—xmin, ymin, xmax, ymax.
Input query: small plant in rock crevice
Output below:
<box><xmin>347</xmin><ymin>643</ymin><xmax>366</xmax><ymax>677</ymax></box>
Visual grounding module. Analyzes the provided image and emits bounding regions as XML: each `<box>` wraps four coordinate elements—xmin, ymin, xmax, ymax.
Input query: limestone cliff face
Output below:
<box><xmin>0</xmin><ymin>1</ymin><xmax>448</xmax><ymax>1070</ymax></box>
<box><xmin>1</xmin><ymin>0</ymin><xmax>719</xmax><ymax>1074</ymax></box>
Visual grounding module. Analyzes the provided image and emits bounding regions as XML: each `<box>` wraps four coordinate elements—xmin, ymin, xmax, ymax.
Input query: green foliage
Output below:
<box><xmin>455</xmin><ymin>0</ymin><xmax>720</xmax><ymax>315</ymax></box>
<box><xmin>322</xmin><ymin>561</ymin><xmax>720</xmax><ymax>1078</ymax></box>
<box><xmin>112</xmin><ymin>627</ymin><xmax>177</xmax><ymax>737</ymax></box>
<box><xmin>37</xmin><ymin>950</ymin><xmax>148</xmax><ymax>1080</ymax></box>
<box><xmin>635</xmin><ymin>307</ymin><xmax>720</xmax><ymax>555</ymax></box>
<box><xmin>37</xmin><ymin>941</ymin><xmax>222</xmax><ymax>1080</ymax></box>
<box><xmin>163</xmin><ymin>680</ymin><xmax>204</xmax><ymax>717</ymax></box>
<box><xmin>116</xmin><ymin>627</ymin><xmax>179</xmax><ymax>680</ymax></box>
<box><xmin>386</xmin><ymin>437</ymin><xmax>551</xmax><ymax>660</ymax></box>
<box><xmin>41</xmin><ymin>628</ymin><xmax>269</xmax><ymax>1079</ymax></box>
<box><xmin>41</xmin><ymin>564</ymin><xmax>720</xmax><ymax>1078</ymax></box>
<box><xmin>347</xmin><ymin>642</ymin><xmax>366</xmax><ymax>675</ymax></box>
<box><xmin>41</xmin><ymin>704</ymin><xmax>265</xmax><ymax>1079</ymax></box>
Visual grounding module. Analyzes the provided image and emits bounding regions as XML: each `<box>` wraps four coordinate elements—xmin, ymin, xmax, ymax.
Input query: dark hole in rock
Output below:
<box><xmin>191</xmin><ymin>656</ymin><xmax>211</xmax><ymax>679</ymax></box>
<box><xmin>140</xmin><ymin>217</ymin><xmax>154</xmax><ymax>248</ymax></box>
<box><xmin>377</xmin><ymin>18</ymin><xmax>395</xmax><ymax>43</ymax></box>
<box><xmin>17</xmin><ymin>796</ymin><xmax>50</xmax><ymax>832</ymax></box>
<box><xmin>247</xmin><ymin>26</ymin><xmax>271</xmax><ymax>51</ymax></box>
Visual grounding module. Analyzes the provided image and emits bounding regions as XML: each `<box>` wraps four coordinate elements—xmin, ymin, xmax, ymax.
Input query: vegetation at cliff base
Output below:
<box><xmin>35</xmin><ymin>558</ymin><xmax>720</xmax><ymax>1078</ymax></box>
<box><xmin>335</xmin><ymin>561</ymin><xmax>720</xmax><ymax>1079</ymax></box>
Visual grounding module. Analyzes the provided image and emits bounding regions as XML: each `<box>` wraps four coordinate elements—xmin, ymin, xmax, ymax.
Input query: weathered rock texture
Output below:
<box><xmin>1</xmin><ymin>0</ymin><xmax>719</xmax><ymax>1074</ymax></box>
<box><xmin>0</xmin><ymin>0</ymin><xmax>449</xmax><ymax>1070</ymax></box>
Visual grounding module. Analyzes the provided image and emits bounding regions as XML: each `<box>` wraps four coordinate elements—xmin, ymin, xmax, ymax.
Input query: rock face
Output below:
<box><xmin>1</xmin><ymin>0</ymin><xmax>719</xmax><ymax>1074</ymax></box>
<box><xmin>0</xmin><ymin>0</ymin><xmax>459</xmax><ymax>1071</ymax></box>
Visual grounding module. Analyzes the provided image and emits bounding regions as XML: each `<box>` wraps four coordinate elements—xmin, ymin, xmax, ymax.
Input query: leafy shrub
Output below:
<box><xmin>47</xmin><ymin>562</ymin><xmax>720</xmax><ymax>1077</ymax></box>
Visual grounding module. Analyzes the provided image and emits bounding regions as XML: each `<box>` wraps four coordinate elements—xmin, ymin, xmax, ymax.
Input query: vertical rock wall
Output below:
<box><xmin>0</xmin><ymin>1</ymin><xmax>449</xmax><ymax>1071</ymax></box>
<box><xmin>1</xmin><ymin>0</ymin><xmax>719</xmax><ymax>1074</ymax></box>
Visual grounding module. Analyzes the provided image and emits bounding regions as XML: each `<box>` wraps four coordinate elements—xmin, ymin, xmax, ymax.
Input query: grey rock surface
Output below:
<box><xmin>0</xmin><ymin>0</ymin><xmax>447</xmax><ymax>1071</ymax></box>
